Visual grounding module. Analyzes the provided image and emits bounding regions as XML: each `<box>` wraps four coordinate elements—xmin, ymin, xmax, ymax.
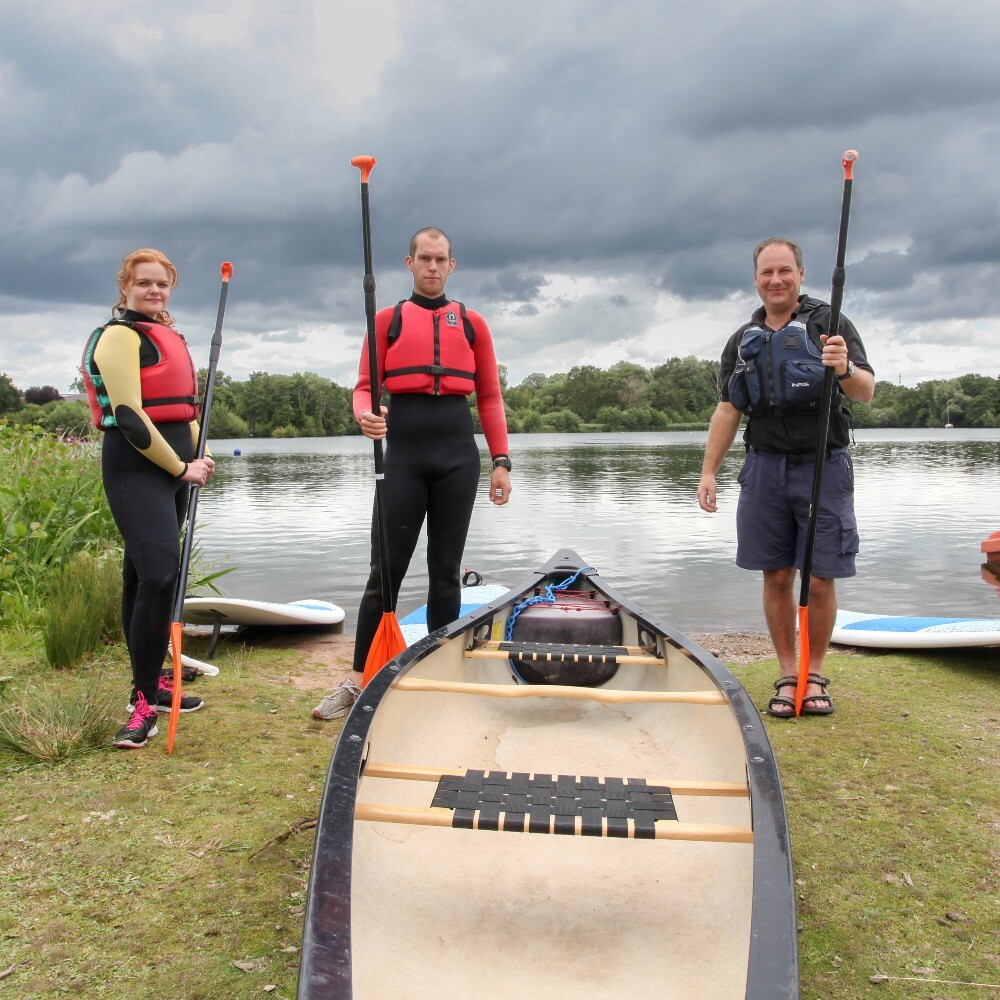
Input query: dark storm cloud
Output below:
<box><xmin>1</xmin><ymin>0</ymin><xmax>999</xmax><ymax>388</ymax></box>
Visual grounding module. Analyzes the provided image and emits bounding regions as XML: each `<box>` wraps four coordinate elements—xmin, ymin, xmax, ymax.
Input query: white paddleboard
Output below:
<box><xmin>182</xmin><ymin>597</ymin><xmax>346</xmax><ymax>628</ymax></box>
<box><xmin>832</xmin><ymin>610</ymin><xmax>1000</xmax><ymax>649</ymax></box>
<box><xmin>398</xmin><ymin>584</ymin><xmax>510</xmax><ymax>646</ymax></box>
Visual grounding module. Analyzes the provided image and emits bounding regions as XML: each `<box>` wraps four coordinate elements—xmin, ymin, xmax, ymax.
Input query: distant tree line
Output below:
<box><xmin>2</xmin><ymin>364</ymin><xmax>999</xmax><ymax>438</ymax></box>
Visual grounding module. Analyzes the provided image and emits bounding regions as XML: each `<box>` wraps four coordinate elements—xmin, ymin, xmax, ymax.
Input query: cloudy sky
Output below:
<box><xmin>1</xmin><ymin>0</ymin><xmax>998</xmax><ymax>393</ymax></box>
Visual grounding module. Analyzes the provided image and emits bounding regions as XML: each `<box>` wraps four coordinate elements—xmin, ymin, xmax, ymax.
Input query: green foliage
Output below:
<box><xmin>43</xmin><ymin>552</ymin><xmax>121</xmax><ymax>668</ymax></box>
<box><xmin>233</xmin><ymin>370</ymin><xmax>353</xmax><ymax>437</ymax></box>
<box><xmin>0</xmin><ymin>671</ymin><xmax>119</xmax><ymax>762</ymax></box>
<box><xmin>206</xmin><ymin>403</ymin><xmax>249</xmax><ymax>439</ymax></box>
<box><xmin>0</xmin><ymin>372</ymin><xmax>23</xmax><ymax>414</ymax></box>
<box><xmin>0</xmin><ymin>424</ymin><xmax>117</xmax><ymax>621</ymax></box>
<box><xmin>36</xmin><ymin>400</ymin><xmax>92</xmax><ymax>438</ymax></box>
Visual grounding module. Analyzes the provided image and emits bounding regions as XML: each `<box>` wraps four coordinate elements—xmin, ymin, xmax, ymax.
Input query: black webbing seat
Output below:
<box><xmin>430</xmin><ymin>769</ymin><xmax>678</xmax><ymax>838</ymax></box>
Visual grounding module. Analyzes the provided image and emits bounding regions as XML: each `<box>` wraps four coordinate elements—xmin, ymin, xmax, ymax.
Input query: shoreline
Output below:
<box><xmin>204</xmin><ymin>626</ymin><xmax>783</xmax><ymax>674</ymax></box>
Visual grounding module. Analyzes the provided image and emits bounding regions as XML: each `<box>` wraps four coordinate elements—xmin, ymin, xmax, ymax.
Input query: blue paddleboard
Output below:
<box><xmin>832</xmin><ymin>610</ymin><xmax>1000</xmax><ymax>649</ymax></box>
<box><xmin>398</xmin><ymin>585</ymin><xmax>510</xmax><ymax>646</ymax></box>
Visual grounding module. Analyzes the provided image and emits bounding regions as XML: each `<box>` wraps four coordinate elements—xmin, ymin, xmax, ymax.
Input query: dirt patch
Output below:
<box><xmin>688</xmin><ymin>631</ymin><xmax>777</xmax><ymax>665</ymax></box>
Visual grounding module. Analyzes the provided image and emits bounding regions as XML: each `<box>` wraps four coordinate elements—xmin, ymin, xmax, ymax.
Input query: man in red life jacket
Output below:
<box><xmin>313</xmin><ymin>228</ymin><xmax>511</xmax><ymax>719</ymax></box>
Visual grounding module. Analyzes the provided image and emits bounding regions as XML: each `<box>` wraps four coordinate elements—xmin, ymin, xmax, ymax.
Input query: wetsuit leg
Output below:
<box><xmin>352</xmin><ymin>394</ymin><xmax>481</xmax><ymax>671</ymax></box>
<box><xmin>424</xmin><ymin>436</ymin><xmax>479</xmax><ymax>632</ymax></box>
<box><xmin>103</xmin><ymin>425</ymin><xmax>193</xmax><ymax>701</ymax></box>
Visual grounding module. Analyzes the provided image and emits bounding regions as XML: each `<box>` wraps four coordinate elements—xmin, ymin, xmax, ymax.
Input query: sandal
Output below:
<box><xmin>766</xmin><ymin>676</ymin><xmax>798</xmax><ymax>718</ymax></box>
<box><xmin>801</xmin><ymin>673</ymin><xmax>835</xmax><ymax>716</ymax></box>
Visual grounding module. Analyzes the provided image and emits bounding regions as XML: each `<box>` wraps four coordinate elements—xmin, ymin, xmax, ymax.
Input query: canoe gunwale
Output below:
<box><xmin>298</xmin><ymin>549</ymin><xmax>798</xmax><ymax>1000</ymax></box>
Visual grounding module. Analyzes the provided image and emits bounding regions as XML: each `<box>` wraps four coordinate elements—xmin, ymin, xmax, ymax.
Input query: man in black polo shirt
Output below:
<box><xmin>697</xmin><ymin>237</ymin><xmax>874</xmax><ymax>718</ymax></box>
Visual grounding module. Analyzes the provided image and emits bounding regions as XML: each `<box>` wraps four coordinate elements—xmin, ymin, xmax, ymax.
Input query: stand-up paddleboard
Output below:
<box><xmin>183</xmin><ymin>597</ymin><xmax>345</xmax><ymax>628</ymax></box>
<box><xmin>832</xmin><ymin>610</ymin><xmax>1000</xmax><ymax>649</ymax></box>
<box><xmin>183</xmin><ymin>597</ymin><xmax>346</xmax><ymax>657</ymax></box>
<box><xmin>398</xmin><ymin>585</ymin><xmax>510</xmax><ymax>646</ymax></box>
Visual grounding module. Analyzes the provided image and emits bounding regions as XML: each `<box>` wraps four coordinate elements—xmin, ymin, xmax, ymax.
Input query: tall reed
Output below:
<box><xmin>0</xmin><ymin>423</ymin><xmax>117</xmax><ymax>622</ymax></box>
<box><xmin>44</xmin><ymin>552</ymin><xmax>122</xmax><ymax>668</ymax></box>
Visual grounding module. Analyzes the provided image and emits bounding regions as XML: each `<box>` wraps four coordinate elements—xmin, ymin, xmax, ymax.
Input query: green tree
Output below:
<box><xmin>208</xmin><ymin>405</ymin><xmax>250</xmax><ymax>439</ymax></box>
<box><xmin>0</xmin><ymin>372</ymin><xmax>23</xmax><ymax>414</ymax></box>
<box><xmin>560</xmin><ymin>366</ymin><xmax>620</xmax><ymax>422</ymax></box>
<box><xmin>36</xmin><ymin>400</ymin><xmax>91</xmax><ymax>438</ymax></box>
<box><xmin>648</xmin><ymin>356</ymin><xmax>720</xmax><ymax>422</ymax></box>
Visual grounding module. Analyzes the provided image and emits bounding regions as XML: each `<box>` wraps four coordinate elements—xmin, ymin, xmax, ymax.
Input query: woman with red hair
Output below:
<box><xmin>82</xmin><ymin>249</ymin><xmax>214</xmax><ymax>748</ymax></box>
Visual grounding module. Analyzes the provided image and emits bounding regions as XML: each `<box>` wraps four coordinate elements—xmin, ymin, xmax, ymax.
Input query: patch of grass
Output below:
<box><xmin>0</xmin><ymin>632</ymin><xmax>996</xmax><ymax>998</ymax></box>
<box><xmin>43</xmin><ymin>551</ymin><xmax>122</xmax><ymax>667</ymax></box>
<box><xmin>738</xmin><ymin>648</ymin><xmax>1000</xmax><ymax>999</ymax></box>
<box><xmin>0</xmin><ymin>631</ymin><xmax>342</xmax><ymax>998</ymax></box>
<box><xmin>0</xmin><ymin>667</ymin><xmax>120</xmax><ymax>763</ymax></box>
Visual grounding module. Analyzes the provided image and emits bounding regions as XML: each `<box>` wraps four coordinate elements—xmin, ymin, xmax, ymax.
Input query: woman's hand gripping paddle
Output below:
<box><xmin>167</xmin><ymin>261</ymin><xmax>233</xmax><ymax>754</ymax></box>
<box><xmin>795</xmin><ymin>151</ymin><xmax>858</xmax><ymax>716</ymax></box>
<box><xmin>351</xmin><ymin>156</ymin><xmax>406</xmax><ymax>686</ymax></box>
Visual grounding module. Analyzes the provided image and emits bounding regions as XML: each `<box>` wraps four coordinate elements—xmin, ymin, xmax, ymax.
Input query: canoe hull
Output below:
<box><xmin>299</xmin><ymin>551</ymin><xmax>798</xmax><ymax>999</ymax></box>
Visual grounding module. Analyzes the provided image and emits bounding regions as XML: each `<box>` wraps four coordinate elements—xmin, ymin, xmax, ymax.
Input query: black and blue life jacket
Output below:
<box><xmin>727</xmin><ymin>297</ymin><xmax>841</xmax><ymax>416</ymax></box>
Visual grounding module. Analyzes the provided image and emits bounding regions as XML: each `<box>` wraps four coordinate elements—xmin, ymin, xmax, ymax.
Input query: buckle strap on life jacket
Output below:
<box><xmin>384</xmin><ymin>365</ymin><xmax>475</xmax><ymax>379</ymax></box>
<box><xmin>142</xmin><ymin>394</ymin><xmax>200</xmax><ymax>408</ymax></box>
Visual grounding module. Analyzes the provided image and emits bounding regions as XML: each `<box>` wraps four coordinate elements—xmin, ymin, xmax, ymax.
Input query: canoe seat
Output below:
<box><xmin>354</xmin><ymin>767</ymin><xmax>754</xmax><ymax>843</ymax></box>
<box><xmin>466</xmin><ymin>641</ymin><xmax>663</xmax><ymax>666</ymax></box>
<box><xmin>431</xmin><ymin>769</ymin><xmax>677</xmax><ymax>838</ymax></box>
<box><xmin>482</xmin><ymin>641</ymin><xmax>659</xmax><ymax>664</ymax></box>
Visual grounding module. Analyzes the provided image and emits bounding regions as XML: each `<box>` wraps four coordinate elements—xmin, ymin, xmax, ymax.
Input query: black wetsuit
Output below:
<box><xmin>94</xmin><ymin>304</ymin><xmax>198</xmax><ymax>703</ymax></box>
<box><xmin>102</xmin><ymin>421</ymin><xmax>193</xmax><ymax>701</ymax></box>
<box><xmin>352</xmin><ymin>392</ymin><xmax>481</xmax><ymax>671</ymax></box>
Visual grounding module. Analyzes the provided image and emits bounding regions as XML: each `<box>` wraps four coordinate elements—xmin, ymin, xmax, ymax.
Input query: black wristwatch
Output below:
<box><xmin>492</xmin><ymin>455</ymin><xmax>512</xmax><ymax>472</ymax></box>
<box><xmin>836</xmin><ymin>360</ymin><xmax>856</xmax><ymax>381</ymax></box>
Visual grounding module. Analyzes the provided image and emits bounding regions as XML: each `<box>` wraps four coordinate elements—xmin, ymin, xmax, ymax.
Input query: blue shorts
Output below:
<box><xmin>735</xmin><ymin>447</ymin><xmax>859</xmax><ymax>578</ymax></box>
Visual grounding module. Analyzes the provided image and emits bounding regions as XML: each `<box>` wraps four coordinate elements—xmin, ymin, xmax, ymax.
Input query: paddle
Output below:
<box><xmin>795</xmin><ymin>150</ymin><xmax>858</xmax><ymax>716</ymax></box>
<box><xmin>167</xmin><ymin>261</ymin><xmax>233</xmax><ymax>754</ymax></box>
<box><xmin>351</xmin><ymin>155</ymin><xmax>406</xmax><ymax>686</ymax></box>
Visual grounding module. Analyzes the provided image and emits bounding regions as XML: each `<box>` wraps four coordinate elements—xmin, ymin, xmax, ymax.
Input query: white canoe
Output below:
<box><xmin>299</xmin><ymin>550</ymin><xmax>798</xmax><ymax>999</ymax></box>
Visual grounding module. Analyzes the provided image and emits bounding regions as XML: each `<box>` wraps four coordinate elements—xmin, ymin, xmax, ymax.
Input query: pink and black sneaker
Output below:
<box><xmin>128</xmin><ymin>674</ymin><xmax>204</xmax><ymax>715</ymax></box>
<box><xmin>113</xmin><ymin>691</ymin><xmax>159</xmax><ymax>749</ymax></box>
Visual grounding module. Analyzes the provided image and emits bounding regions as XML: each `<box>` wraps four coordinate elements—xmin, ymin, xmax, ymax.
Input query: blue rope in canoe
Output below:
<box><xmin>504</xmin><ymin>566</ymin><xmax>596</xmax><ymax>643</ymax></box>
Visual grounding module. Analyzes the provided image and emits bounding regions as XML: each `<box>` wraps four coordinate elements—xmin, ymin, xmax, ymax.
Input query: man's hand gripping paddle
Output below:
<box><xmin>795</xmin><ymin>151</ymin><xmax>858</xmax><ymax>716</ymax></box>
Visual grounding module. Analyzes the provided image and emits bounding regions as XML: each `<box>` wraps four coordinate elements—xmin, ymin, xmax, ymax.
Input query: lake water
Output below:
<box><xmin>196</xmin><ymin>429</ymin><xmax>1000</xmax><ymax>636</ymax></box>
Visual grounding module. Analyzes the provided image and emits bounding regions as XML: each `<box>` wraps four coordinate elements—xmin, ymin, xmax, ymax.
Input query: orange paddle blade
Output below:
<box><xmin>795</xmin><ymin>605</ymin><xmax>810</xmax><ymax>717</ymax></box>
<box><xmin>166</xmin><ymin>621</ymin><xmax>184</xmax><ymax>754</ymax></box>
<box><xmin>362</xmin><ymin>613</ymin><xmax>406</xmax><ymax>687</ymax></box>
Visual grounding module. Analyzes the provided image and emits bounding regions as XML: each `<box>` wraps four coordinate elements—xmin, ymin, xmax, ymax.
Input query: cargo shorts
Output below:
<box><xmin>735</xmin><ymin>447</ymin><xmax>859</xmax><ymax>578</ymax></box>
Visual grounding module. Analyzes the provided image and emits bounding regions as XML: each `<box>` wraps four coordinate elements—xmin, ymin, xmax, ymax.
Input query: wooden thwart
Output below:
<box><xmin>355</xmin><ymin>802</ymin><xmax>754</xmax><ymax>843</ymax></box>
<box><xmin>467</xmin><ymin>642</ymin><xmax>662</xmax><ymax>665</ymax></box>
<box><xmin>364</xmin><ymin>761</ymin><xmax>749</xmax><ymax>797</ymax></box>
<box><xmin>393</xmin><ymin>677</ymin><xmax>727</xmax><ymax>705</ymax></box>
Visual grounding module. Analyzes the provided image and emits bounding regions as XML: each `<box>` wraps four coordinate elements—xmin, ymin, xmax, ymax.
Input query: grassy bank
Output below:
<box><xmin>1</xmin><ymin>631</ymin><xmax>997</xmax><ymax>999</ymax></box>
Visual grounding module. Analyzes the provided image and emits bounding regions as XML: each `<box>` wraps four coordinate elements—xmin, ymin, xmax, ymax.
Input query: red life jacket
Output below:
<box><xmin>383</xmin><ymin>299</ymin><xmax>477</xmax><ymax>396</ymax></box>
<box><xmin>82</xmin><ymin>319</ymin><xmax>199</xmax><ymax>429</ymax></box>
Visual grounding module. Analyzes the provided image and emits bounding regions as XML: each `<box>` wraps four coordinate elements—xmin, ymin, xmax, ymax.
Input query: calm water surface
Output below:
<box><xmin>196</xmin><ymin>429</ymin><xmax>1000</xmax><ymax>635</ymax></box>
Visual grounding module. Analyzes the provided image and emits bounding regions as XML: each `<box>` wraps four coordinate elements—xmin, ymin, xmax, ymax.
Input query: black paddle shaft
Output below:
<box><xmin>358</xmin><ymin>176</ymin><xmax>395</xmax><ymax>612</ymax></box>
<box><xmin>171</xmin><ymin>267</ymin><xmax>232</xmax><ymax>624</ymax></box>
<box><xmin>798</xmin><ymin>170</ymin><xmax>854</xmax><ymax>607</ymax></box>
